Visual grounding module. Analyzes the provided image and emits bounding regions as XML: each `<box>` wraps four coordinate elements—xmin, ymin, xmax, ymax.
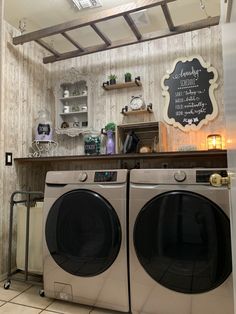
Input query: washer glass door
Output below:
<box><xmin>46</xmin><ymin>189</ymin><xmax>121</xmax><ymax>277</ymax></box>
<box><xmin>133</xmin><ymin>190</ymin><xmax>232</xmax><ymax>293</ymax></box>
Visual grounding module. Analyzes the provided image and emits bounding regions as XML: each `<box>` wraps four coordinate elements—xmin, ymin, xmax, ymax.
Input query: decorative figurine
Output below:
<box><xmin>35</xmin><ymin>109</ymin><xmax>53</xmax><ymax>141</ymax></box>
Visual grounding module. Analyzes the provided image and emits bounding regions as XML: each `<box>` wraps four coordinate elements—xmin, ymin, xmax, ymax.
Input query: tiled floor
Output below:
<box><xmin>0</xmin><ymin>280</ymin><xmax>122</xmax><ymax>314</ymax></box>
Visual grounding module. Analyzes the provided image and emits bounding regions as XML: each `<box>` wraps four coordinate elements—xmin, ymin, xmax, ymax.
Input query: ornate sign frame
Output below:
<box><xmin>161</xmin><ymin>55</ymin><xmax>218</xmax><ymax>132</ymax></box>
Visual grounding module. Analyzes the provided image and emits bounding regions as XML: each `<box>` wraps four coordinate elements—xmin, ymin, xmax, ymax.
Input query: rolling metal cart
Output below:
<box><xmin>4</xmin><ymin>190</ymin><xmax>44</xmax><ymax>290</ymax></box>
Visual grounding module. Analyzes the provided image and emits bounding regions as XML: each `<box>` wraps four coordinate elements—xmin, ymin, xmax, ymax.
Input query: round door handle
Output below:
<box><xmin>210</xmin><ymin>173</ymin><xmax>230</xmax><ymax>187</ymax></box>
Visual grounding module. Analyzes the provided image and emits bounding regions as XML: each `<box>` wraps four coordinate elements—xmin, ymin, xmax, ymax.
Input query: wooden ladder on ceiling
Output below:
<box><xmin>12</xmin><ymin>0</ymin><xmax>219</xmax><ymax>64</ymax></box>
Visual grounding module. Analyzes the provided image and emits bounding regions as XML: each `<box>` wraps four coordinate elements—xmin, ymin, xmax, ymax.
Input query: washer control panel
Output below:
<box><xmin>174</xmin><ymin>170</ymin><xmax>186</xmax><ymax>182</ymax></box>
<box><xmin>94</xmin><ymin>171</ymin><xmax>117</xmax><ymax>182</ymax></box>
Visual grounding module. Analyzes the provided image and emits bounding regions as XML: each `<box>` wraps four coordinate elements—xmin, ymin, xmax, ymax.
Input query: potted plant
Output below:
<box><xmin>105</xmin><ymin>122</ymin><xmax>116</xmax><ymax>132</ymax></box>
<box><xmin>108</xmin><ymin>74</ymin><xmax>117</xmax><ymax>85</ymax></box>
<box><xmin>104</xmin><ymin>122</ymin><xmax>116</xmax><ymax>154</ymax></box>
<box><xmin>124</xmin><ymin>72</ymin><xmax>132</xmax><ymax>82</ymax></box>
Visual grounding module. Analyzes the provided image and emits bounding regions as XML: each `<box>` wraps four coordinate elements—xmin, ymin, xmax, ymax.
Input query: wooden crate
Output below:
<box><xmin>116</xmin><ymin>121</ymin><xmax>167</xmax><ymax>154</ymax></box>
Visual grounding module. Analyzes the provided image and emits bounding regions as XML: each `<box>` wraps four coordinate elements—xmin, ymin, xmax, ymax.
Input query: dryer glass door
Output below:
<box><xmin>133</xmin><ymin>190</ymin><xmax>232</xmax><ymax>294</ymax></box>
<box><xmin>45</xmin><ymin>189</ymin><xmax>121</xmax><ymax>277</ymax></box>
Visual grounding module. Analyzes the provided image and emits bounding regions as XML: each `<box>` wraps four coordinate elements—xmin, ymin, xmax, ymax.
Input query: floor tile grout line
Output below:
<box><xmin>1</xmin><ymin>299</ymin><xmax>112</xmax><ymax>313</ymax></box>
<box><xmin>2</xmin><ymin>300</ymin><xmax>62</xmax><ymax>314</ymax></box>
<box><xmin>38</xmin><ymin>306</ymin><xmax>62</xmax><ymax>314</ymax></box>
<box><xmin>0</xmin><ymin>301</ymin><xmax>6</xmax><ymax>308</ymax></box>
<box><xmin>0</xmin><ymin>282</ymin><xmax>33</xmax><ymax>303</ymax></box>
<box><xmin>5</xmin><ymin>283</ymin><xmax>34</xmax><ymax>303</ymax></box>
<box><xmin>42</xmin><ymin>299</ymin><xmax>64</xmax><ymax>313</ymax></box>
<box><xmin>9</xmin><ymin>300</ymin><xmax>51</xmax><ymax>311</ymax></box>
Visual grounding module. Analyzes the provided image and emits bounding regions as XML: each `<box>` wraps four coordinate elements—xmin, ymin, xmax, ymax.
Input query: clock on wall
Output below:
<box><xmin>121</xmin><ymin>96</ymin><xmax>153</xmax><ymax>114</ymax></box>
<box><xmin>129</xmin><ymin>95</ymin><xmax>146</xmax><ymax>111</ymax></box>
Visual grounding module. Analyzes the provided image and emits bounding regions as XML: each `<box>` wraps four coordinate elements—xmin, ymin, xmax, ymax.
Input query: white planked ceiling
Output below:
<box><xmin>4</xmin><ymin>0</ymin><xmax>221</xmax><ymax>52</ymax></box>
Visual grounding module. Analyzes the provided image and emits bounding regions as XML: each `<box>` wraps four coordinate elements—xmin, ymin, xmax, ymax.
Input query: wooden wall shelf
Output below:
<box><xmin>121</xmin><ymin>104</ymin><xmax>153</xmax><ymax>115</ymax></box>
<box><xmin>121</xmin><ymin>109</ymin><xmax>153</xmax><ymax>115</ymax></box>
<box><xmin>102</xmin><ymin>79</ymin><xmax>142</xmax><ymax>91</ymax></box>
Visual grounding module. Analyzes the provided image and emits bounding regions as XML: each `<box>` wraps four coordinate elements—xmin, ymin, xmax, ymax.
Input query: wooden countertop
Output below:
<box><xmin>14</xmin><ymin>150</ymin><xmax>227</xmax><ymax>163</ymax></box>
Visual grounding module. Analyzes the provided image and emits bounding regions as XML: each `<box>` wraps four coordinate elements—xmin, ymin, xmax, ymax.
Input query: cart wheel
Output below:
<box><xmin>39</xmin><ymin>289</ymin><xmax>45</xmax><ymax>297</ymax></box>
<box><xmin>4</xmin><ymin>281</ymin><xmax>11</xmax><ymax>290</ymax></box>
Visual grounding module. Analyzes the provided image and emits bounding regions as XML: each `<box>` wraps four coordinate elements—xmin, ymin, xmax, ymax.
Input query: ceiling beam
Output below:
<box><xmin>61</xmin><ymin>32</ymin><xmax>85</xmax><ymax>52</ymax></box>
<box><xmin>161</xmin><ymin>3</ymin><xmax>175</xmax><ymax>31</ymax></box>
<box><xmin>90</xmin><ymin>24</ymin><xmax>111</xmax><ymax>46</ymax></box>
<box><xmin>35</xmin><ymin>39</ymin><xmax>61</xmax><ymax>57</ymax></box>
<box><xmin>123</xmin><ymin>13</ymin><xmax>142</xmax><ymax>40</ymax></box>
<box><xmin>43</xmin><ymin>16</ymin><xmax>219</xmax><ymax>64</ymax></box>
<box><xmin>226</xmin><ymin>0</ymin><xmax>233</xmax><ymax>22</ymax></box>
<box><xmin>13</xmin><ymin>0</ymin><xmax>176</xmax><ymax>45</ymax></box>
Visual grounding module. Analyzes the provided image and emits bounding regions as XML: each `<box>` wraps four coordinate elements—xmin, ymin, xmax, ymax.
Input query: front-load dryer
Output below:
<box><xmin>129</xmin><ymin>169</ymin><xmax>233</xmax><ymax>314</ymax></box>
<box><xmin>43</xmin><ymin>170</ymin><xmax>129</xmax><ymax>312</ymax></box>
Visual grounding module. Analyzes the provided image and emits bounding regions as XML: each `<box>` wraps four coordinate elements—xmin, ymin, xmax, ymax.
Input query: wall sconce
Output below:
<box><xmin>207</xmin><ymin>134</ymin><xmax>222</xmax><ymax>150</ymax></box>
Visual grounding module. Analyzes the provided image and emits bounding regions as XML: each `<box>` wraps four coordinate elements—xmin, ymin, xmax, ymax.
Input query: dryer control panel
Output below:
<box><xmin>94</xmin><ymin>171</ymin><xmax>117</xmax><ymax>182</ymax></box>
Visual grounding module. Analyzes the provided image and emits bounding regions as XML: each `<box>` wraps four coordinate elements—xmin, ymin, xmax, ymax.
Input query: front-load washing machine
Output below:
<box><xmin>129</xmin><ymin>169</ymin><xmax>233</xmax><ymax>314</ymax></box>
<box><xmin>43</xmin><ymin>169</ymin><xmax>129</xmax><ymax>312</ymax></box>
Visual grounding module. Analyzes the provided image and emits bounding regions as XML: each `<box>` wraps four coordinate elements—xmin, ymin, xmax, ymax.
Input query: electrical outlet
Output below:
<box><xmin>5</xmin><ymin>152</ymin><xmax>13</xmax><ymax>166</ymax></box>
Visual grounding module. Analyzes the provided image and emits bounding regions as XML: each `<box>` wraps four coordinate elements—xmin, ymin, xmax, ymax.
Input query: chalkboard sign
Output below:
<box><xmin>161</xmin><ymin>55</ymin><xmax>218</xmax><ymax>132</ymax></box>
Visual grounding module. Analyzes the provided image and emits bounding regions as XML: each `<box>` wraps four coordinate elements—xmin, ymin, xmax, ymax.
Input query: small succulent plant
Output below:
<box><xmin>108</xmin><ymin>74</ymin><xmax>117</xmax><ymax>80</ymax></box>
<box><xmin>125</xmin><ymin>72</ymin><xmax>132</xmax><ymax>79</ymax></box>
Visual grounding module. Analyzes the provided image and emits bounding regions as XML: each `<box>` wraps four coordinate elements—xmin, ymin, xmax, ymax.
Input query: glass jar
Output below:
<box><xmin>83</xmin><ymin>133</ymin><xmax>101</xmax><ymax>155</ymax></box>
<box><xmin>35</xmin><ymin>109</ymin><xmax>53</xmax><ymax>142</ymax></box>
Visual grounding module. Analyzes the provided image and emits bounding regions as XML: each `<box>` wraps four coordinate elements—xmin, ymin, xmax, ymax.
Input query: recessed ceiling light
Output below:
<box><xmin>71</xmin><ymin>0</ymin><xmax>102</xmax><ymax>10</ymax></box>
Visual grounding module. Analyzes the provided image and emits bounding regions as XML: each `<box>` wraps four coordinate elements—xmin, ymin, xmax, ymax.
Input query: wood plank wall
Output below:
<box><xmin>51</xmin><ymin>25</ymin><xmax>224</xmax><ymax>155</ymax></box>
<box><xmin>0</xmin><ymin>0</ymin><xmax>4</xmax><ymax>278</ymax></box>
<box><xmin>0</xmin><ymin>21</ymin><xmax>224</xmax><ymax>277</ymax></box>
<box><xmin>0</xmin><ymin>22</ymin><xmax>52</xmax><ymax>277</ymax></box>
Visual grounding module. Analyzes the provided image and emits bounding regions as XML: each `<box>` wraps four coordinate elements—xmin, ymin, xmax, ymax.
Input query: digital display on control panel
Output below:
<box><xmin>196</xmin><ymin>170</ymin><xmax>228</xmax><ymax>183</ymax></box>
<box><xmin>94</xmin><ymin>171</ymin><xmax>117</xmax><ymax>182</ymax></box>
